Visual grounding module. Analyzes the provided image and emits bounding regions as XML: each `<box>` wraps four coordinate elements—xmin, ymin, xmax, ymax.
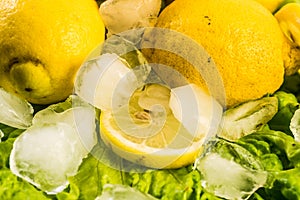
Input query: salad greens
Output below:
<box><xmin>57</xmin><ymin>140</ymin><xmax>219</xmax><ymax>200</ymax></box>
<box><xmin>1</xmin><ymin>1</ymin><xmax>300</xmax><ymax>199</ymax></box>
<box><xmin>1</xmin><ymin>82</ymin><xmax>300</xmax><ymax>199</ymax></box>
<box><xmin>268</xmin><ymin>91</ymin><xmax>299</xmax><ymax>136</ymax></box>
<box><xmin>96</xmin><ymin>184</ymin><xmax>159</xmax><ymax>200</ymax></box>
<box><xmin>1</xmin><ymin>10</ymin><xmax>300</xmax><ymax>197</ymax></box>
<box><xmin>197</xmin><ymin>128</ymin><xmax>300</xmax><ymax>200</ymax></box>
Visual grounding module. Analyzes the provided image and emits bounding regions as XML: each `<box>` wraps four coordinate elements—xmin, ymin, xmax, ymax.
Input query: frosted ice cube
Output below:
<box><xmin>99</xmin><ymin>0</ymin><xmax>161</xmax><ymax>36</ymax></box>
<box><xmin>169</xmin><ymin>84</ymin><xmax>223</xmax><ymax>139</ymax></box>
<box><xmin>290</xmin><ymin>108</ymin><xmax>300</xmax><ymax>142</ymax></box>
<box><xmin>197</xmin><ymin>153</ymin><xmax>268</xmax><ymax>200</ymax></box>
<box><xmin>10</xmin><ymin>105</ymin><xmax>97</xmax><ymax>194</ymax></box>
<box><xmin>33</xmin><ymin>106</ymin><xmax>97</xmax><ymax>152</ymax></box>
<box><xmin>9</xmin><ymin>122</ymin><xmax>93</xmax><ymax>194</ymax></box>
<box><xmin>0</xmin><ymin>129</ymin><xmax>3</xmax><ymax>142</ymax></box>
<box><xmin>95</xmin><ymin>184</ymin><xmax>158</xmax><ymax>200</ymax></box>
<box><xmin>0</xmin><ymin>88</ymin><xmax>33</xmax><ymax>129</ymax></box>
<box><xmin>75</xmin><ymin>53</ymin><xmax>141</xmax><ymax>111</ymax></box>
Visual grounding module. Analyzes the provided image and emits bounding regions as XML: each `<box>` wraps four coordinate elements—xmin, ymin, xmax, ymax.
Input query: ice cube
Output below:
<box><xmin>0</xmin><ymin>88</ymin><xmax>33</xmax><ymax>129</ymax></box>
<box><xmin>197</xmin><ymin>153</ymin><xmax>268</xmax><ymax>200</ymax></box>
<box><xmin>9</xmin><ymin>105</ymin><xmax>97</xmax><ymax>194</ymax></box>
<box><xmin>33</xmin><ymin>106</ymin><xmax>97</xmax><ymax>152</ymax></box>
<box><xmin>95</xmin><ymin>184</ymin><xmax>158</xmax><ymax>200</ymax></box>
<box><xmin>10</xmin><ymin>123</ymin><xmax>86</xmax><ymax>194</ymax></box>
<box><xmin>290</xmin><ymin>108</ymin><xmax>300</xmax><ymax>142</ymax></box>
<box><xmin>169</xmin><ymin>84</ymin><xmax>223</xmax><ymax>139</ymax></box>
<box><xmin>0</xmin><ymin>129</ymin><xmax>3</xmax><ymax>142</ymax></box>
<box><xmin>75</xmin><ymin>53</ymin><xmax>140</xmax><ymax>111</ymax></box>
<box><xmin>99</xmin><ymin>0</ymin><xmax>161</xmax><ymax>36</ymax></box>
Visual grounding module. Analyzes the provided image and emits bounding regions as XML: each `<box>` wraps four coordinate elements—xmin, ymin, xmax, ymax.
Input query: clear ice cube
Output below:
<box><xmin>290</xmin><ymin>108</ymin><xmax>300</xmax><ymax>142</ymax></box>
<box><xmin>196</xmin><ymin>152</ymin><xmax>268</xmax><ymax>200</ymax></box>
<box><xmin>95</xmin><ymin>184</ymin><xmax>158</xmax><ymax>200</ymax></box>
<box><xmin>0</xmin><ymin>129</ymin><xmax>4</xmax><ymax>142</ymax></box>
<box><xmin>99</xmin><ymin>0</ymin><xmax>161</xmax><ymax>36</ymax></box>
<box><xmin>0</xmin><ymin>88</ymin><xmax>33</xmax><ymax>129</ymax></box>
<box><xmin>9</xmin><ymin>105</ymin><xmax>97</xmax><ymax>194</ymax></box>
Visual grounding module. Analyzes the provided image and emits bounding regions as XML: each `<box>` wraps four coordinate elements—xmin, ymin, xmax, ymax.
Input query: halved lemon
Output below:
<box><xmin>99</xmin><ymin>84</ymin><xmax>221</xmax><ymax>169</ymax></box>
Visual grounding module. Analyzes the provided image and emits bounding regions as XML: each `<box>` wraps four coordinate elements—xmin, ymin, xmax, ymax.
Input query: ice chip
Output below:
<box><xmin>9</xmin><ymin>102</ymin><xmax>97</xmax><ymax>194</ymax></box>
<box><xmin>95</xmin><ymin>184</ymin><xmax>158</xmax><ymax>200</ymax></box>
<box><xmin>169</xmin><ymin>84</ymin><xmax>223</xmax><ymax>139</ymax></box>
<box><xmin>219</xmin><ymin>96</ymin><xmax>278</xmax><ymax>141</ymax></box>
<box><xmin>0</xmin><ymin>129</ymin><xmax>3</xmax><ymax>142</ymax></box>
<box><xmin>99</xmin><ymin>0</ymin><xmax>161</xmax><ymax>36</ymax></box>
<box><xmin>0</xmin><ymin>87</ymin><xmax>33</xmax><ymax>129</ymax></box>
<box><xmin>197</xmin><ymin>152</ymin><xmax>268</xmax><ymax>200</ymax></box>
<box><xmin>290</xmin><ymin>108</ymin><xmax>300</xmax><ymax>142</ymax></box>
<box><xmin>9</xmin><ymin>123</ymin><xmax>90</xmax><ymax>194</ymax></box>
<box><xmin>75</xmin><ymin>53</ymin><xmax>140</xmax><ymax>111</ymax></box>
<box><xmin>33</xmin><ymin>106</ymin><xmax>97</xmax><ymax>152</ymax></box>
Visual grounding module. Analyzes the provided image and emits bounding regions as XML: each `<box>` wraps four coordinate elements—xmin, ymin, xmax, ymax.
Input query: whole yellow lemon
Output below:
<box><xmin>274</xmin><ymin>3</ymin><xmax>300</xmax><ymax>75</ymax></box>
<box><xmin>0</xmin><ymin>0</ymin><xmax>105</xmax><ymax>104</ymax></box>
<box><xmin>253</xmin><ymin>0</ymin><xmax>284</xmax><ymax>12</ymax></box>
<box><xmin>143</xmin><ymin>0</ymin><xmax>285</xmax><ymax>107</ymax></box>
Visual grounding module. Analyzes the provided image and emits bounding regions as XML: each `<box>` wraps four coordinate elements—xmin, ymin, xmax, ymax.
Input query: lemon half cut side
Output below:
<box><xmin>99</xmin><ymin>84</ymin><xmax>223</xmax><ymax>169</ymax></box>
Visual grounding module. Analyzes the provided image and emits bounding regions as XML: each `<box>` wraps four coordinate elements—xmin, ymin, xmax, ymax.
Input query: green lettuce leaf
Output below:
<box><xmin>58</xmin><ymin>140</ymin><xmax>220</xmax><ymax>200</ymax></box>
<box><xmin>96</xmin><ymin>184</ymin><xmax>158</xmax><ymax>200</ymax></box>
<box><xmin>197</xmin><ymin>129</ymin><xmax>300</xmax><ymax>199</ymax></box>
<box><xmin>0</xmin><ymin>170</ymin><xmax>50</xmax><ymax>200</ymax></box>
<box><xmin>239</xmin><ymin>130</ymin><xmax>300</xmax><ymax>169</ymax></box>
<box><xmin>57</xmin><ymin>141</ymin><xmax>125</xmax><ymax>200</ymax></box>
<box><xmin>0</xmin><ymin>138</ymin><xmax>15</xmax><ymax>170</ymax></box>
<box><xmin>268</xmin><ymin>91</ymin><xmax>299</xmax><ymax>136</ymax></box>
<box><xmin>264</xmin><ymin>167</ymin><xmax>300</xmax><ymax>200</ymax></box>
<box><xmin>0</xmin><ymin>123</ymin><xmax>24</xmax><ymax>169</ymax></box>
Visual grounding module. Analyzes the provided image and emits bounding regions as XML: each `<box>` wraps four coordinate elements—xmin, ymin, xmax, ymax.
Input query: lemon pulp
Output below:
<box><xmin>100</xmin><ymin>84</ymin><xmax>206</xmax><ymax>169</ymax></box>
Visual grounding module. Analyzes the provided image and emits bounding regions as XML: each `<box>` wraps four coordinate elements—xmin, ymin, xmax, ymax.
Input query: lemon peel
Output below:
<box><xmin>100</xmin><ymin>109</ymin><xmax>205</xmax><ymax>169</ymax></box>
<box><xmin>275</xmin><ymin>3</ymin><xmax>300</xmax><ymax>46</ymax></box>
<box><xmin>254</xmin><ymin>0</ymin><xmax>284</xmax><ymax>13</ymax></box>
<box><xmin>9</xmin><ymin>62</ymin><xmax>52</xmax><ymax>100</ymax></box>
<box><xmin>0</xmin><ymin>0</ymin><xmax>105</xmax><ymax>104</ymax></box>
<box><xmin>144</xmin><ymin>0</ymin><xmax>285</xmax><ymax>107</ymax></box>
<box><xmin>274</xmin><ymin>3</ymin><xmax>300</xmax><ymax>75</ymax></box>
